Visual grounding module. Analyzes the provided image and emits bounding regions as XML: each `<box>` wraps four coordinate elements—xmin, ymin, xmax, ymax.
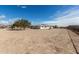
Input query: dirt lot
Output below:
<box><xmin>0</xmin><ymin>28</ymin><xmax>78</xmax><ymax>54</ymax></box>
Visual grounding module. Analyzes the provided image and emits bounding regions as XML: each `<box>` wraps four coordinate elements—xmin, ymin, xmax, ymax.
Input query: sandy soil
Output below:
<box><xmin>0</xmin><ymin>28</ymin><xmax>78</xmax><ymax>54</ymax></box>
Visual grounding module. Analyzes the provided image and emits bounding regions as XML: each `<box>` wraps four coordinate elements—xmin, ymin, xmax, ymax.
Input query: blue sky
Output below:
<box><xmin>0</xmin><ymin>5</ymin><xmax>79</xmax><ymax>26</ymax></box>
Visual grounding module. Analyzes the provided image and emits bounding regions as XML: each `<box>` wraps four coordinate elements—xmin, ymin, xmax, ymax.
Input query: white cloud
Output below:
<box><xmin>21</xmin><ymin>6</ymin><xmax>27</xmax><ymax>8</ymax></box>
<box><xmin>0</xmin><ymin>15</ymin><xmax>6</xmax><ymax>19</ymax></box>
<box><xmin>42</xmin><ymin>6</ymin><xmax>79</xmax><ymax>27</ymax></box>
<box><xmin>0</xmin><ymin>20</ymin><xmax>9</xmax><ymax>25</ymax></box>
<box><xmin>17</xmin><ymin>5</ymin><xmax>27</xmax><ymax>8</ymax></box>
<box><xmin>8</xmin><ymin>17</ymin><xmax>21</xmax><ymax>24</ymax></box>
<box><xmin>0</xmin><ymin>15</ymin><xmax>21</xmax><ymax>25</ymax></box>
<box><xmin>0</xmin><ymin>15</ymin><xmax>7</xmax><ymax>25</ymax></box>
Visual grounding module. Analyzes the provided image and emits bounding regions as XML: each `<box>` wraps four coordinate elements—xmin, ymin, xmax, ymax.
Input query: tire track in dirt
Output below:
<box><xmin>53</xmin><ymin>29</ymin><xmax>76</xmax><ymax>53</ymax></box>
<box><xmin>67</xmin><ymin>30</ymin><xmax>79</xmax><ymax>54</ymax></box>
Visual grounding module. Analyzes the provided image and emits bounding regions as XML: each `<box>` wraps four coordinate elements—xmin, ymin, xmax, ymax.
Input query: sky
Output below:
<box><xmin>0</xmin><ymin>5</ymin><xmax>79</xmax><ymax>26</ymax></box>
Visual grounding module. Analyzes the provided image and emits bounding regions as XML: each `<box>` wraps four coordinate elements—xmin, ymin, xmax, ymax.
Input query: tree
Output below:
<box><xmin>10</xmin><ymin>18</ymin><xmax>31</xmax><ymax>30</ymax></box>
<box><xmin>54</xmin><ymin>25</ymin><xmax>58</xmax><ymax>28</ymax></box>
<box><xmin>10</xmin><ymin>24</ymin><xmax>16</xmax><ymax>30</ymax></box>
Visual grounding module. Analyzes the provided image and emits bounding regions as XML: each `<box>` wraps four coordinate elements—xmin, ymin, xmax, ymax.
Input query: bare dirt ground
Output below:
<box><xmin>0</xmin><ymin>28</ymin><xmax>78</xmax><ymax>54</ymax></box>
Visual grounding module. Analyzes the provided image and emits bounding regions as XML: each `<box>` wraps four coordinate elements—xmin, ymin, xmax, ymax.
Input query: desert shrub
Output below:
<box><xmin>10</xmin><ymin>18</ymin><xmax>31</xmax><ymax>30</ymax></box>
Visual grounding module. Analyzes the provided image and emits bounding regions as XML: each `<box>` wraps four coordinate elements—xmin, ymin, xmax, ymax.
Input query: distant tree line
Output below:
<box><xmin>67</xmin><ymin>25</ymin><xmax>79</xmax><ymax>32</ymax></box>
<box><xmin>67</xmin><ymin>25</ymin><xmax>79</xmax><ymax>35</ymax></box>
<box><xmin>53</xmin><ymin>25</ymin><xmax>58</xmax><ymax>28</ymax></box>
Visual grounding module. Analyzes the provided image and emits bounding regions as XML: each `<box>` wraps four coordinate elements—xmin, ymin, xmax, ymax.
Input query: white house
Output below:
<box><xmin>30</xmin><ymin>24</ymin><xmax>54</xmax><ymax>29</ymax></box>
<box><xmin>40</xmin><ymin>24</ymin><xmax>51</xmax><ymax>29</ymax></box>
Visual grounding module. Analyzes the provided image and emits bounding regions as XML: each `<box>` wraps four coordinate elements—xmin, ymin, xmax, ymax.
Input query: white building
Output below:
<box><xmin>30</xmin><ymin>24</ymin><xmax>54</xmax><ymax>29</ymax></box>
<box><xmin>40</xmin><ymin>24</ymin><xmax>51</xmax><ymax>29</ymax></box>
